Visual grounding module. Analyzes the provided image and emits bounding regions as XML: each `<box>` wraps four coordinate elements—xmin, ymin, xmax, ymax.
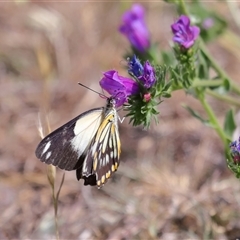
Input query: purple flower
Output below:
<box><xmin>202</xmin><ymin>18</ymin><xmax>214</xmax><ymax>30</ymax></box>
<box><xmin>100</xmin><ymin>70</ymin><xmax>139</xmax><ymax>107</ymax></box>
<box><xmin>119</xmin><ymin>4</ymin><xmax>150</xmax><ymax>53</ymax></box>
<box><xmin>128</xmin><ymin>56</ymin><xmax>156</xmax><ymax>89</ymax></box>
<box><xmin>230</xmin><ymin>137</ymin><xmax>240</xmax><ymax>164</ymax></box>
<box><xmin>128</xmin><ymin>55</ymin><xmax>144</xmax><ymax>77</ymax></box>
<box><xmin>138</xmin><ymin>61</ymin><xmax>156</xmax><ymax>89</ymax></box>
<box><xmin>171</xmin><ymin>15</ymin><xmax>200</xmax><ymax>49</ymax></box>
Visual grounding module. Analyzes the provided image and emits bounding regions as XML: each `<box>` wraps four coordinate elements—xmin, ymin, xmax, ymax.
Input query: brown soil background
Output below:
<box><xmin>1</xmin><ymin>1</ymin><xmax>240</xmax><ymax>239</ymax></box>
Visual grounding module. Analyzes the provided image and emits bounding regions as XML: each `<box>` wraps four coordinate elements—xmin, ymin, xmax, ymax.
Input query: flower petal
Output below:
<box><xmin>100</xmin><ymin>70</ymin><xmax>139</xmax><ymax>107</ymax></box>
<box><xmin>138</xmin><ymin>61</ymin><xmax>156</xmax><ymax>89</ymax></box>
<box><xmin>128</xmin><ymin>55</ymin><xmax>144</xmax><ymax>77</ymax></box>
<box><xmin>171</xmin><ymin>15</ymin><xmax>200</xmax><ymax>49</ymax></box>
<box><xmin>119</xmin><ymin>4</ymin><xmax>150</xmax><ymax>52</ymax></box>
<box><xmin>100</xmin><ymin>71</ymin><xmax>126</xmax><ymax>96</ymax></box>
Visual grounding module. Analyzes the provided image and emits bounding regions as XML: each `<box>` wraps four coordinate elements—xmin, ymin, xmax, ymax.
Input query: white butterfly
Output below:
<box><xmin>35</xmin><ymin>97</ymin><xmax>121</xmax><ymax>187</ymax></box>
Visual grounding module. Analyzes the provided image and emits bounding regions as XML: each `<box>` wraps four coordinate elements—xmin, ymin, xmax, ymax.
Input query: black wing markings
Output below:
<box><xmin>79</xmin><ymin>110</ymin><xmax>121</xmax><ymax>187</ymax></box>
<box><xmin>35</xmin><ymin>107</ymin><xmax>104</xmax><ymax>171</ymax></box>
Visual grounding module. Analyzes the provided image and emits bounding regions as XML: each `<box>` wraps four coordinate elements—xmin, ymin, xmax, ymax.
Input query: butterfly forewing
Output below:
<box><xmin>35</xmin><ymin>108</ymin><xmax>104</xmax><ymax>170</ymax></box>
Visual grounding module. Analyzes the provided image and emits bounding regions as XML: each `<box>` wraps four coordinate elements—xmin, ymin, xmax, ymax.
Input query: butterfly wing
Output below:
<box><xmin>35</xmin><ymin>108</ymin><xmax>104</xmax><ymax>171</ymax></box>
<box><xmin>78</xmin><ymin>108</ymin><xmax>121</xmax><ymax>187</ymax></box>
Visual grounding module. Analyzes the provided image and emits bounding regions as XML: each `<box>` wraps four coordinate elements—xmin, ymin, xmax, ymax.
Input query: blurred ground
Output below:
<box><xmin>1</xmin><ymin>1</ymin><xmax>240</xmax><ymax>239</ymax></box>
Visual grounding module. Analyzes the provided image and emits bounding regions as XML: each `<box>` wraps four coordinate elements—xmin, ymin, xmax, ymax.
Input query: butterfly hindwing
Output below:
<box><xmin>94</xmin><ymin>119</ymin><xmax>121</xmax><ymax>187</ymax></box>
<box><xmin>82</xmin><ymin>107</ymin><xmax>121</xmax><ymax>187</ymax></box>
<box><xmin>35</xmin><ymin>108</ymin><xmax>104</xmax><ymax>171</ymax></box>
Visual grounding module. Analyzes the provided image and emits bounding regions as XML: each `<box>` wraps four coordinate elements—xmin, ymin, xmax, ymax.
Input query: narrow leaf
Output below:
<box><xmin>224</xmin><ymin>109</ymin><xmax>236</xmax><ymax>139</ymax></box>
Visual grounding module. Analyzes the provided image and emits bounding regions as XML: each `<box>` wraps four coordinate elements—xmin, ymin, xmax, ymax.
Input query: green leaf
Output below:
<box><xmin>223</xmin><ymin>78</ymin><xmax>230</xmax><ymax>91</ymax></box>
<box><xmin>224</xmin><ymin>109</ymin><xmax>236</xmax><ymax>140</ymax></box>
<box><xmin>227</xmin><ymin>159</ymin><xmax>240</xmax><ymax>178</ymax></box>
<box><xmin>197</xmin><ymin>51</ymin><xmax>210</xmax><ymax>79</ymax></box>
<box><xmin>183</xmin><ymin>104</ymin><xmax>211</xmax><ymax>126</ymax></box>
<box><xmin>162</xmin><ymin>80</ymin><xmax>173</xmax><ymax>92</ymax></box>
<box><xmin>161</xmin><ymin>51</ymin><xmax>175</xmax><ymax>66</ymax></box>
<box><xmin>162</xmin><ymin>92</ymin><xmax>171</xmax><ymax>98</ymax></box>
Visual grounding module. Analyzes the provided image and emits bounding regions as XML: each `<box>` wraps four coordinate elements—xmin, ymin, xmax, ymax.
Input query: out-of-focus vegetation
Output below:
<box><xmin>1</xmin><ymin>1</ymin><xmax>240</xmax><ymax>239</ymax></box>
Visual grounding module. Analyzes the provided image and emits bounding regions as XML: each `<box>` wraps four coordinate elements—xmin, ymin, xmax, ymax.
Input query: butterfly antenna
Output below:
<box><xmin>78</xmin><ymin>82</ymin><xmax>106</xmax><ymax>98</ymax></box>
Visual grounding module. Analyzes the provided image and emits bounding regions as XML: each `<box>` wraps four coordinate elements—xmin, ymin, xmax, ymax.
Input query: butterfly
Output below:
<box><xmin>35</xmin><ymin>96</ymin><xmax>121</xmax><ymax>187</ymax></box>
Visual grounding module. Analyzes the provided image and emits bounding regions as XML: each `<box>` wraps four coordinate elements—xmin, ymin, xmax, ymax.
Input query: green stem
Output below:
<box><xmin>231</xmin><ymin>81</ymin><xmax>240</xmax><ymax>95</ymax></box>
<box><xmin>178</xmin><ymin>0</ymin><xmax>188</xmax><ymax>15</ymax></box>
<box><xmin>206</xmin><ymin>89</ymin><xmax>240</xmax><ymax>107</ymax></box>
<box><xmin>192</xmin><ymin>79</ymin><xmax>223</xmax><ymax>88</ymax></box>
<box><xmin>179</xmin><ymin>77</ymin><xmax>240</xmax><ymax>106</ymax></box>
<box><xmin>199</xmin><ymin>39</ymin><xmax>228</xmax><ymax>80</ymax></box>
<box><xmin>199</xmin><ymin>39</ymin><xmax>240</xmax><ymax>94</ymax></box>
<box><xmin>191</xmin><ymin>80</ymin><xmax>240</xmax><ymax>107</ymax></box>
<box><xmin>197</xmin><ymin>90</ymin><xmax>231</xmax><ymax>159</ymax></box>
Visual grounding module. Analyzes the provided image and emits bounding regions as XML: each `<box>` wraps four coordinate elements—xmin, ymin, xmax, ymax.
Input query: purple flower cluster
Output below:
<box><xmin>100</xmin><ymin>56</ymin><xmax>156</xmax><ymax>107</ymax></box>
<box><xmin>119</xmin><ymin>4</ymin><xmax>150</xmax><ymax>53</ymax></box>
<box><xmin>100</xmin><ymin>7</ymin><xmax>200</xmax><ymax>108</ymax></box>
<box><xmin>230</xmin><ymin>138</ymin><xmax>240</xmax><ymax>164</ymax></box>
<box><xmin>138</xmin><ymin>61</ymin><xmax>156</xmax><ymax>89</ymax></box>
<box><xmin>128</xmin><ymin>55</ymin><xmax>156</xmax><ymax>89</ymax></box>
<box><xmin>171</xmin><ymin>15</ymin><xmax>200</xmax><ymax>49</ymax></box>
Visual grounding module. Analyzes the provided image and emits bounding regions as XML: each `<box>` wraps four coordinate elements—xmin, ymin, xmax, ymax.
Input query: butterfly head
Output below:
<box><xmin>107</xmin><ymin>96</ymin><xmax>120</xmax><ymax>109</ymax></box>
